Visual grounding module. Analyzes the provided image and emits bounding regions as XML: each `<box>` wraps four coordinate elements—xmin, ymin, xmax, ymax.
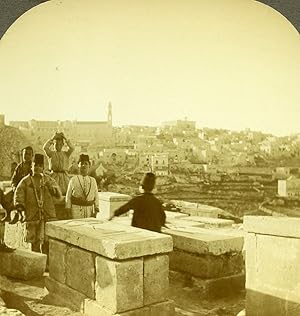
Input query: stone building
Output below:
<box><xmin>9</xmin><ymin>103</ymin><xmax>113</xmax><ymax>147</ymax></box>
<box><xmin>151</xmin><ymin>153</ymin><xmax>169</xmax><ymax>176</ymax></box>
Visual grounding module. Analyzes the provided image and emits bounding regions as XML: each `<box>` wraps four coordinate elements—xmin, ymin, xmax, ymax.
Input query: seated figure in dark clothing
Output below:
<box><xmin>110</xmin><ymin>172</ymin><xmax>166</xmax><ymax>233</ymax></box>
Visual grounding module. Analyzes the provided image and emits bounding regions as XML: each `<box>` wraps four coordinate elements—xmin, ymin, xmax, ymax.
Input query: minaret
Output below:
<box><xmin>107</xmin><ymin>102</ymin><xmax>112</xmax><ymax>126</ymax></box>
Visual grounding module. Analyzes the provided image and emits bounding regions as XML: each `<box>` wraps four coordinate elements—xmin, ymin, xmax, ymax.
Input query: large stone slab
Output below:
<box><xmin>66</xmin><ymin>246</ymin><xmax>96</xmax><ymax>299</ymax></box>
<box><xmin>169</xmin><ymin>249</ymin><xmax>243</xmax><ymax>278</ymax></box>
<box><xmin>246</xmin><ymin>233</ymin><xmax>300</xmax><ymax>304</ymax></box>
<box><xmin>162</xmin><ymin>227</ymin><xmax>243</xmax><ymax>255</ymax></box>
<box><xmin>98</xmin><ymin>192</ymin><xmax>131</xmax><ymax>220</ymax></box>
<box><xmin>244</xmin><ymin>216</ymin><xmax>300</xmax><ymax>238</ymax></box>
<box><xmin>49</xmin><ymin>239</ymin><xmax>68</xmax><ymax>284</ymax></box>
<box><xmin>245</xmin><ymin>216</ymin><xmax>300</xmax><ymax>316</ymax></box>
<box><xmin>0</xmin><ymin>249</ymin><xmax>46</xmax><ymax>280</ymax></box>
<box><xmin>95</xmin><ymin>256</ymin><xmax>143</xmax><ymax>313</ymax></box>
<box><xmin>184</xmin><ymin>216</ymin><xmax>234</xmax><ymax>228</ymax></box>
<box><xmin>45</xmin><ymin>277</ymin><xmax>86</xmax><ymax>312</ymax></box>
<box><xmin>46</xmin><ymin>219</ymin><xmax>173</xmax><ymax>260</ymax></box>
<box><xmin>144</xmin><ymin>255</ymin><xmax>169</xmax><ymax>305</ymax></box>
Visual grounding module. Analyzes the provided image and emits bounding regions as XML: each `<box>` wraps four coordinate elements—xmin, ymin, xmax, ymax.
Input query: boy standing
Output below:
<box><xmin>111</xmin><ymin>172</ymin><xmax>166</xmax><ymax>233</ymax></box>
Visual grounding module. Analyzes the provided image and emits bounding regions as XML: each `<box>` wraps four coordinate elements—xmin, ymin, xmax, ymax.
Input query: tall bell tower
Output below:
<box><xmin>107</xmin><ymin>102</ymin><xmax>112</xmax><ymax>126</ymax></box>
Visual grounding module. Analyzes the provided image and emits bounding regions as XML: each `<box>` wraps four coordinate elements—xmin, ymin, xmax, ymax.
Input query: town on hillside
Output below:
<box><xmin>0</xmin><ymin>106</ymin><xmax>300</xmax><ymax>316</ymax></box>
<box><xmin>1</xmin><ymin>104</ymin><xmax>300</xmax><ymax>220</ymax></box>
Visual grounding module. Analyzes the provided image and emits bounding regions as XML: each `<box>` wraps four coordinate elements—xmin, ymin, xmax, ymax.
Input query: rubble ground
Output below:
<box><xmin>0</xmin><ymin>272</ymin><xmax>245</xmax><ymax>316</ymax></box>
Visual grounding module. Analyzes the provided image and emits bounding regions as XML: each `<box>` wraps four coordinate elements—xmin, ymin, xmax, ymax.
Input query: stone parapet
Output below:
<box><xmin>164</xmin><ymin>224</ymin><xmax>245</xmax><ymax>299</ymax></box>
<box><xmin>46</xmin><ymin>219</ymin><xmax>173</xmax><ymax>260</ymax></box>
<box><xmin>244</xmin><ymin>216</ymin><xmax>300</xmax><ymax>316</ymax></box>
<box><xmin>0</xmin><ymin>249</ymin><xmax>46</xmax><ymax>280</ymax></box>
<box><xmin>162</xmin><ymin>227</ymin><xmax>243</xmax><ymax>255</ymax></box>
<box><xmin>46</xmin><ymin>219</ymin><xmax>174</xmax><ymax>315</ymax></box>
<box><xmin>97</xmin><ymin>192</ymin><xmax>131</xmax><ymax>220</ymax></box>
<box><xmin>169</xmin><ymin>249</ymin><xmax>243</xmax><ymax>278</ymax></box>
<box><xmin>244</xmin><ymin>215</ymin><xmax>300</xmax><ymax>238</ymax></box>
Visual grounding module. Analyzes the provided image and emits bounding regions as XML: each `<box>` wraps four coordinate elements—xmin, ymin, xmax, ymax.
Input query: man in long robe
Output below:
<box><xmin>14</xmin><ymin>154</ymin><xmax>62</xmax><ymax>253</ymax></box>
<box><xmin>65</xmin><ymin>154</ymin><xmax>99</xmax><ymax>219</ymax></box>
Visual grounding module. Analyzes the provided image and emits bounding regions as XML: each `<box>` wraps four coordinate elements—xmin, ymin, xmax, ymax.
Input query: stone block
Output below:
<box><xmin>46</xmin><ymin>220</ymin><xmax>173</xmax><ymax>259</ymax></box>
<box><xmin>163</xmin><ymin>227</ymin><xmax>243</xmax><ymax>255</ymax></box>
<box><xmin>245</xmin><ymin>232</ymin><xmax>256</xmax><ymax>288</ymax></box>
<box><xmin>246</xmin><ymin>233</ymin><xmax>300</xmax><ymax>303</ymax></box>
<box><xmin>65</xmin><ymin>246</ymin><xmax>96</xmax><ymax>299</ymax></box>
<box><xmin>169</xmin><ymin>249</ymin><xmax>243</xmax><ymax>278</ymax></box>
<box><xmin>98</xmin><ymin>192</ymin><xmax>131</xmax><ymax>220</ymax></box>
<box><xmin>244</xmin><ymin>216</ymin><xmax>300</xmax><ymax>238</ymax></box>
<box><xmin>144</xmin><ymin>254</ymin><xmax>169</xmax><ymax>305</ymax></box>
<box><xmin>184</xmin><ymin>216</ymin><xmax>234</xmax><ymax>228</ymax></box>
<box><xmin>95</xmin><ymin>256</ymin><xmax>143</xmax><ymax>313</ymax></box>
<box><xmin>49</xmin><ymin>239</ymin><xmax>68</xmax><ymax>283</ymax></box>
<box><xmin>0</xmin><ymin>249</ymin><xmax>46</xmax><ymax>280</ymax></box>
<box><xmin>45</xmin><ymin>276</ymin><xmax>86</xmax><ymax>312</ymax></box>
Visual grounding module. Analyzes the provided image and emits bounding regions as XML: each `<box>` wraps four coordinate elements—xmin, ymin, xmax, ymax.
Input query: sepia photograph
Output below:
<box><xmin>0</xmin><ymin>0</ymin><xmax>299</xmax><ymax>315</ymax></box>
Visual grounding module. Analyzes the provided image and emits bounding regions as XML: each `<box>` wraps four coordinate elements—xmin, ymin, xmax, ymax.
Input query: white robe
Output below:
<box><xmin>65</xmin><ymin>175</ymin><xmax>99</xmax><ymax>219</ymax></box>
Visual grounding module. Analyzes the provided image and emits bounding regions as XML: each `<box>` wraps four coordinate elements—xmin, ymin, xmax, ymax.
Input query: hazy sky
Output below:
<box><xmin>0</xmin><ymin>0</ymin><xmax>299</xmax><ymax>135</ymax></box>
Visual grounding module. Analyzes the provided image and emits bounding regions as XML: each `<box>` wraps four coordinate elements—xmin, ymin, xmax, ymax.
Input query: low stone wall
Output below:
<box><xmin>0</xmin><ymin>249</ymin><xmax>46</xmax><ymax>280</ymax></box>
<box><xmin>46</xmin><ymin>218</ymin><xmax>174</xmax><ymax>315</ymax></box>
<box><xmin>163</xmin><ymin>221</ymin><xmax>245</xmax><ymax>298</ymax></box>
<box><xmin>244</xmin><ymin>216</ymin><xmax>300</xmax><ymax>316</ymax></box>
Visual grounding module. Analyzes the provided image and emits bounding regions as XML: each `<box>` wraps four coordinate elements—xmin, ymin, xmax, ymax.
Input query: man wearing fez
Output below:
<box><xmin>43</xmin><ymin>132</ymin><xmax>74</xmax><ymax>195</ymax></box>
<box><xmin>65</xmin><ymin>154</ymin><xmax>99</xmax><ymax>219</ymax></box>
<box><xmin>110</xmin><ymin>172</ymin><xmax>166</xmax><ymax>233</ymax></box>
<box><xmin>14</xmin><ymin>154</ymin><xmax>62</xmax><ymax>253</ymax></box>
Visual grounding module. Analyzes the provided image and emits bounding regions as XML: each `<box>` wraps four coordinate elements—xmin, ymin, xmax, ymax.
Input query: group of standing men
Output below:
<box><xmin>0</xmin><ymin>132</ymin><xmax>99</xmax><ymax>254</ymax></box>
<box><xmin>0</xmin><ymin>131</ymin><xmax>166</xmax><ymax>258</ymax></box>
